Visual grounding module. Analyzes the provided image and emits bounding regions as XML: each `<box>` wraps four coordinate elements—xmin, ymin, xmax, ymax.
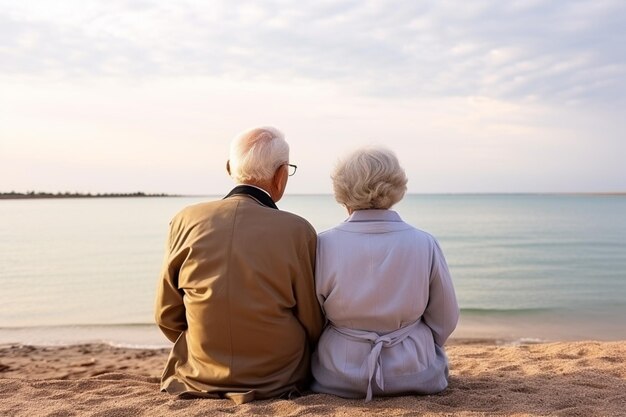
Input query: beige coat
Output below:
<box><xmin>155</xmin><ymin>194</ymin><xmax>324</xmax><ymax>404</ymax></box>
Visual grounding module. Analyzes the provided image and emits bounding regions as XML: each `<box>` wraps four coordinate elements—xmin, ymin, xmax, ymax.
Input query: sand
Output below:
<box><xmin>1</xmin><ymin>340</ymin><xmax>625</xmax><ymax>417</ymax></box>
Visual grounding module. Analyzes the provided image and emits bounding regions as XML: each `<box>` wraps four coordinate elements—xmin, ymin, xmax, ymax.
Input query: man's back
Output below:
<box><xmin>155</xmin><ymin>195</ymin><xmax>323</xmax><ymax>403</ymax></box>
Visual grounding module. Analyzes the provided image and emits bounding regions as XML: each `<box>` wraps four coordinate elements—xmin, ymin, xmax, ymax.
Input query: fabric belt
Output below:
<box><xmin>330</xmin><ymin>319</ymin><xmax>421</xmax><ymax>402</ymax></box>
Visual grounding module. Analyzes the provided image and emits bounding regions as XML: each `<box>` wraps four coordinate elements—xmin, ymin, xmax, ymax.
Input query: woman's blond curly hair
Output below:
<box><xmin>332</xmin><ymin>146</ymin><xmax>407</xmax><ymax>211</ymax></box>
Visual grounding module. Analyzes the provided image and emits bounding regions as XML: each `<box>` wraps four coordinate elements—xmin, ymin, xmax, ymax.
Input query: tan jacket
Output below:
<box><xmin>155</xmin><ymin>194</ymin><xmax>324</xmax><ymax>404</ymax></box>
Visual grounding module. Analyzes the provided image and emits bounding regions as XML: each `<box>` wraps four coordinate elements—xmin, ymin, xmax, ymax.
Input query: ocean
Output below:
<box><xmin>1</xmin><ymin>194</ymin><xmax>625</xmax><ymax>347</ymax></box>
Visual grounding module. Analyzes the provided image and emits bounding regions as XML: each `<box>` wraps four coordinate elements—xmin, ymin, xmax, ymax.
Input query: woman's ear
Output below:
<box><xmin>226</xmin><ymin>160</ymin><xmax>231</xmax><ymax>176</ymax></box>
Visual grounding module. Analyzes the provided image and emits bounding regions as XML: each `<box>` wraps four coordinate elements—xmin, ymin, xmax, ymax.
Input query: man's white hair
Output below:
<box><xmin>229</xmin><ymin>126</ymin><xmax>290</xmax><ymax>183</ymax></box>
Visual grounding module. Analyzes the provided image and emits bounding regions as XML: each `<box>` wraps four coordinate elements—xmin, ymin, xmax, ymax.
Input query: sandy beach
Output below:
<box><xmin>1</xmin><ymin>340</ymin><xmax>624</xmax><ymax>417</ymax></box>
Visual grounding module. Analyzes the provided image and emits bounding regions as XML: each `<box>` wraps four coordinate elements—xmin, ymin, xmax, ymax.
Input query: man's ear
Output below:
<box><xmin>273</xmin><ymin>165</ymin><xmax>287</xmax><ymax>189</ymax></box>
<box><xmin>226</xmin><ymin>160</ymin><xmax>231</xmax><ymax>176</ymax></box>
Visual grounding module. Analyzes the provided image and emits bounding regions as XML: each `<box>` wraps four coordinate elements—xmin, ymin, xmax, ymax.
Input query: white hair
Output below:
<box><xmin>332</xmin><ymin>146</ymin><xmax>408</xmax><ymax>210</ymax></box>
<box><xmin>228</xmin><ymin>126</ymin><xmax>290</xmax><ymax>183</ymax></box>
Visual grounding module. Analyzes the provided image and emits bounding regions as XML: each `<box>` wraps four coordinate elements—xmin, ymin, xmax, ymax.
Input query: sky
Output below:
<box><xmin>1</xmin><ymin>0</ymin><xmax>625</xmax><ymax>195</ymax></box>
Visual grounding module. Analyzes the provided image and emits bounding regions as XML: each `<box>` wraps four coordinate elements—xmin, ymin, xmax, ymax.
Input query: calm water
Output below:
<box><xmin>1</xmin><ymin>194</ymin><xmax>625</xmax><ymax>346</ymax></box>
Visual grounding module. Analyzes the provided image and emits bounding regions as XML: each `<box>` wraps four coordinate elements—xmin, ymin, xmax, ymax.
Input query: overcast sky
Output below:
<box><xmin>1</xmin><ymin>0</ymin><xmax>625</xmax><ymax>194</ymax></box>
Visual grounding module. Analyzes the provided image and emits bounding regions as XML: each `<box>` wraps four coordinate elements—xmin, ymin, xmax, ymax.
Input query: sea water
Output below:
<box><xmin>0</xmin><ymin>194</ymin><xmax>625</xmax><ymax>346</ymax></box>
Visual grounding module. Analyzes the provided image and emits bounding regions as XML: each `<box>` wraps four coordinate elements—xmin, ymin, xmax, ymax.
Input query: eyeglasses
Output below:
<box><xmin>285</xmin><ymin>164</ymin><xmax>297</xmax><ymax>176</ymax></box>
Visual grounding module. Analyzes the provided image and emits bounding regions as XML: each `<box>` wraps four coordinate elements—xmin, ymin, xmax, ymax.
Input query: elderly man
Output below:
<box><xmin>155</xmin><ymin>126</ymin><xmax>324</xmax><ymax>404</ymax></box>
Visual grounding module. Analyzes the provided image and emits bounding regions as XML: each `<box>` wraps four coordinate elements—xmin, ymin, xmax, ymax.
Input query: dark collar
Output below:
<box><xmin>223</xmin><ymin>185</ymin><xmax>278</xmax><ymax>209</ymax></box>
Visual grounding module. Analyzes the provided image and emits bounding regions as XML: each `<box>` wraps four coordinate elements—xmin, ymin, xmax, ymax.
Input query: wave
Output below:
<box><xmin>0</xmin><ymin>323</ymin><xmax>156</xmax><ymax>330</ymax></box>
<box><xmin>0</xmin><ymin>323</ymin><xmax>168</xmax><ymax>350</ymax></box>
<box><xmin>0</xmin><ymin>309</ymin><xmax>561</xmax><ymax>330</ymax></box>
<box><xmin>460</xmin><ymin>307</ymin><xmax>555</xmax><ymax>316</ymax></box>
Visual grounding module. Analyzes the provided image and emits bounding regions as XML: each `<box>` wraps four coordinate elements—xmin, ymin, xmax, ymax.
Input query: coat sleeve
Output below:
<box><xmin>422</xmin><ymin>238</ymin><xmax>460</xmax><ymax>347</ymax></box>
<box><xmin>154</xmin><ymin>219</ymin><xmax>188</xmax><ymax>343</ymax></box>
<box><xmin>293</xmin><ymin>228</ymin><xmax>325</xmax><ymax>347</ymax></box>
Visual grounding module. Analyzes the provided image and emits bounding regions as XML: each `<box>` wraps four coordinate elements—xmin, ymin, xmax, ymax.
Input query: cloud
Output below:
<box><xmin>1</xmin><ymin>0</ymin><xmax>625</xmax><ymax>105</ymax></box>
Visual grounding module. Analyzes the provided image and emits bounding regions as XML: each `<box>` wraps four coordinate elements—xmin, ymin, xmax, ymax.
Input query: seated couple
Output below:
<box><xmin>154</xmin><ymin>126</ymin><xmax>459</xmax><ymax>404</ymax></box>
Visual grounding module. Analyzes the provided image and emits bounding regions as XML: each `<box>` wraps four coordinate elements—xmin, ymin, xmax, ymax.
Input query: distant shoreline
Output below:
<box><xmin>0</xmin><ymin>192</ymin><xmax>179</xmax><ymax>200</ymax></box>
<box><xmin>2</xmin><ymin>191</ymin><xmax>624</xmax><ymax>200</ymax></box>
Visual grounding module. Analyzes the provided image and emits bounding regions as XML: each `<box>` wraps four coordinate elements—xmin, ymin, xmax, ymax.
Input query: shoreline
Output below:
<box><xmin>1</xmin><ymin>340</ymin><xmax>624</xmax><ymax>416</ymax></box>
<box><xmin>4</xmin><ymin>310</ymin><xmax>626</xmax><ymax>349</ymax></box>
<box><xmin>0</xmin><ymin>192</ymin><xmax>178</xmax><ymax>200</ymax></box>
<box><xmin>0</xmin><ymin>336</ymin><xmax>554</xmax><ymax>351</ymax></box>
<box><xmin>2</xmin><ymin>192</ymin><xmax>625</xmax><ymax>200</ymax></box>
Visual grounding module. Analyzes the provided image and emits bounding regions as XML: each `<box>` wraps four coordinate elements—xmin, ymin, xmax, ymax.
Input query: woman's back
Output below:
<box><xmin>312</xmin><ymin>210</ymin><xmax>459</xmax><ymax>401</ymax></box>
<box><xmin>310</xmin><ymin>145</ymin><xmax>459</xmax><ymax>401</ymax></box>
<box><xmin>316</xmin><ymin>210</ymin><xmax>436</xmax><ymax>333</ymax></box>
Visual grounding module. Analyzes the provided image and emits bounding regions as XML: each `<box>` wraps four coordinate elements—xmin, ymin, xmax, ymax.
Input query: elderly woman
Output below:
<box><xmin>311</xmin><ymin>146</ymin><xmax>459</xmax><ymax>402</ymax></box>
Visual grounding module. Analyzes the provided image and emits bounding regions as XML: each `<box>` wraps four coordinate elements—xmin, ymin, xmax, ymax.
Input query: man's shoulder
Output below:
<box><xmin>168</xmin><ymin>199</ymin><xmax>227</xmax><ymax>225</ymax></box>
<box><xmin>173</xmin><ymin>198</ymin><xmax>316</xmax><ymax>235</ymax></box>
<box><xmin>273</xmin><ymin>209</ymin><xmax>317</xmax><ymax>236</ymax></box>
<box><xmin>174</xmin><ymin>199</ymin><xmax>221</xmax><ymax>215</ymax></box>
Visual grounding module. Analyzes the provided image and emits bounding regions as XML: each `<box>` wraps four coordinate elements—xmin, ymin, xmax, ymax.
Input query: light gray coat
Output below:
<box><xmin>311</xmin><ymin>209</ymin><xmax>459</xmax><ymax>400</ymax></box>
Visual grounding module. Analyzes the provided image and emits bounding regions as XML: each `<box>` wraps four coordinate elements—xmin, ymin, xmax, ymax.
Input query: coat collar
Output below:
<box><xmin>334</xmin><ymin>209</ymin><xmax>412</xmax><ymax>234</ymax></box>
<box><xmin>223</xmin><ymin>185</ymin><xmax>278</xmax><ymax>209</ymax></box>
<box><xmin>345</xmin><ymin>209</ymin><xmax>403</xmax><ymax>222</ymax></box>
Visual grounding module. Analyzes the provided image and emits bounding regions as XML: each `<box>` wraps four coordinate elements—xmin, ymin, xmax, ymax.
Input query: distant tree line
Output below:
<box><xmin>0</xmin><ymin>191</ymin><xmax>176</xmax><ymax>199</ymax></box>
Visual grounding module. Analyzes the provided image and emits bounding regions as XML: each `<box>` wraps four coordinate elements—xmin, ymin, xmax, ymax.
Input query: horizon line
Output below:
<box><xmin>2</xmin><ymin>191</ymin><xmax>626</xmax><ymax>199</ymax></box>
